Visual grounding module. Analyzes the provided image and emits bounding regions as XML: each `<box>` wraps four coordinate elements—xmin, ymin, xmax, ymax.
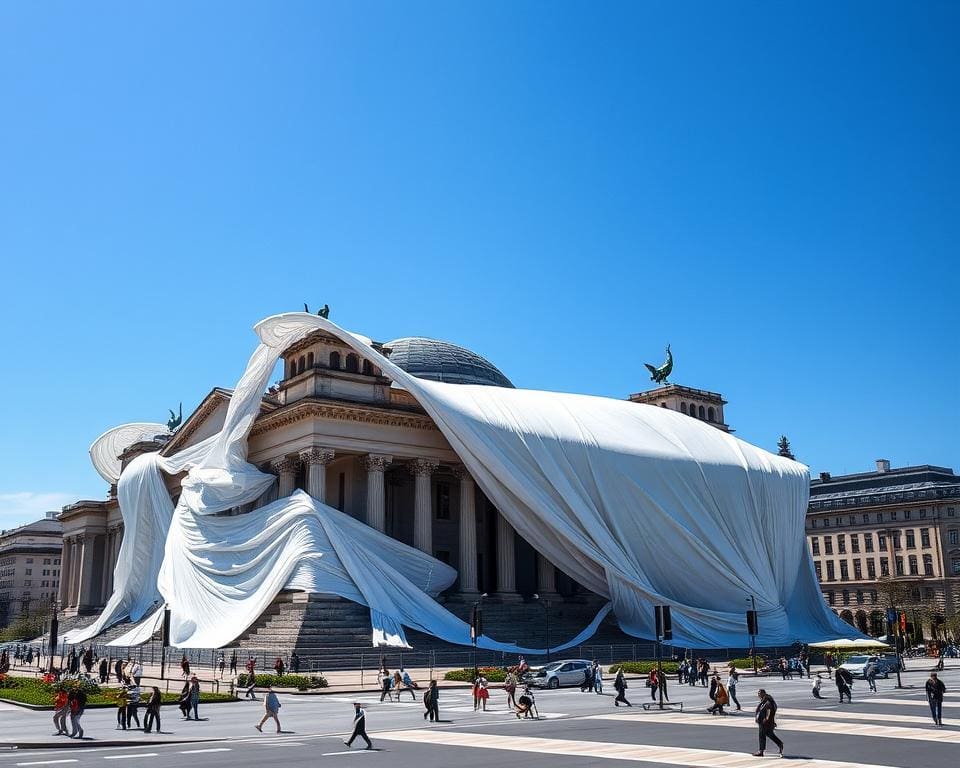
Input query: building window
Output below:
<box><xmin>870</xmin><ymin>590</ymin><xmax>878</xmax><ymax>603</ymax></box>
<box><xmin>25</xmin><ymin>569</ymin><xmax>32</xmax><ymax>575</ymax></box>
<box><xmin>329</xmin><ymin>351</ymin><xmax>341</xmax><ymax>369</ymax></box>
<box><xmin>876</xmin><ymin>512</ymin><xmax>883</xmax><ymax>524</ymax></box>
<box><xmin>952</xmin><ymin>558</ymin><xmax>960</xmax><ymax>576</ymax></box>
<box><xmin>905</xmin><ymin>510</ymin><xmax>912</xmax><ymax>520</ymax></box>
<box><xmin>923</xmin><ymin>554</ymin><xmax>934</xmax><ymax>576</ymax></box>
<box><xmin>853</xmin><ymin>559</ymin><xmax>862</xmax><ymax>580</ymax></box>
<box><xmin>840</xmin><ymin>561</ymin><xmax>849</xmax><ymax>580</ymax></box>
<box><xmin>880</xmin><ymin>557</ymin><xmax>889</xmax><ymax>577</ymax></box>
<box><xmin>842</xmin><ymin>589</ymin><xmax>850</xmax><ymax>605</ymax></box>
<box><xmin>811</xmin><ymin>538</ymin><xmax>820</xmax><ymax>556</ymax></box>
<box><xmin>908</xmin><ymin>555</ymin><xmax>918</xmax><ymax>575</ymax></box>
<box><xmin>435</xmin><ymin>483</ymin><xmax>451</xmax><ymax>521</ymax></box>
<box><xmin>895</xmin><ymin>556</ymin><xmax>904</xmax><ymax>576</ymax></box>
<box><xmin>921</xmin><ymin>528</ymin><xmax>931</xmax><ymax>548</ymax></box>
<box><xmin>824</xmin><ymin>518</ymin><xmax>830</xmax><ymax>527</ymax></box>
<box><xmin>838</xmin><ymin>535</ymin><xmax>846</xmax><ymax>554</ymax></box>
<box><xmin>707</xmin><ymin>406</ymin><xmax>715</xmax><ymax>422</ymax></box>
<box><xmin>851</xmin><ymin>534</ymin><xmax>860</xmax><ymax>553</ymax></box>
<box><xmin>680</xmin><ymin>402</ymin><xmax>687</xmax><ymax>414</ymax></box>
<box><xmin>856</xmin><ymin>590</ymin><xmax>864</xmax><ymax>605</ymax></box>
<box><xmin>948</xmin><ymin>507</ymin><xmax>956</xmax><ymax>517</ymax></box>
<box><xmin>893</xmin><ymin>532</ymin><xmax>902</xmax><ymax>549</ymax></box>
<box><xmin>824</xmin><ymin>537</ymin><xmax>834</xmax><ymax>555</ymax></box>
<box><xmin>867</xmin><ymin>558</ymin><xmax>876</xmax><ymax>579</ymax></box>
<box><xmin>814</xmin><ymin>562</ymin><xmax>822</xmax><ymax>580</ymax></box>
<box><xmin>306</xmin><ymin>351</ymin><xmax>314</xmax><ymax>369</ymax></box>
<box><xmin>362</xmin><ymin>359</ymin><xmax>374</xmax><ymax>376</ymax></box>
<box><xmin>924</xmin><ymin>587</ymin><xmax>935</xmax><ymax>600</ymax></box>
<box><xmin>827</xmin><ymin>591</ymin><xmax>835</xmax><ymax>606</ymax></box>
<box><xmin>920</xmin><ymin>509</ymin><xmax>927</xmax><ymax>518</ymax></box>
<box><xmin>862</xmin><ymin>514</ymin><xmax>869</xmax><ymax>524</ymax></box>
<box><xmin>949</xmin><ymin>530</ymin><xmax>959</xmax><ymax>546</ymax></box>
<box><xmin>864</xmin><ymin>533</ymin><xmax>874</xmax><ymax>553</ymax></box>
<box><xmin>826</xmin><ymin>562</ymin><xmax>836</xmax><ymax>581</ymax></box>
<box><xmin>43</xmin><ymin>559</ymin><xmax>50</xmax><ymax>565</ymax></box>
<box><xmin>878</xmin><ymin>533</ymin><xmax>886</xmax><ymax>550</ymax></box>
<box><xmin>906</xmin><ymin>530</ymin><xmax>915</xmax><ymax>548</ymax></box>
<box><xmin>345</xmin><ymin>353</ymin><xmax>359</xmax><ymax>373</ymax></box>
<box><xmin>891</xmin><ymin>510</ymin><xmax>897</xmax><ymax>521</ymax></box>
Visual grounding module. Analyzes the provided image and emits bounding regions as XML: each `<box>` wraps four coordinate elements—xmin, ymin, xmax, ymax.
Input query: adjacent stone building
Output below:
<box><xmin>0</xmin><ymin>513</ymin><xmax>63</xmax><ymax>627</ymax></box>
<box><xmin>806</xmin><ymin>460</ymin><xmax>960</xmax><ymax>638</ymax></box>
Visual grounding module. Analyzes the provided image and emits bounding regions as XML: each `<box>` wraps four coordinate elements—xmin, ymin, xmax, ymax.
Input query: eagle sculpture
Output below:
<box><xmin>644</xmin><ymin>344</ymin><xmax>673</xmax><ymax>385</ymax></box>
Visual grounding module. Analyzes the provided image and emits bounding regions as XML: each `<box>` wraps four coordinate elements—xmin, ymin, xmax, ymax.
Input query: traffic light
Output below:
<box><xmin>655</xmin><ymin>605</ymin><xmax>673</xmax><ymax>641</ymax></box>
<box><xmin>746</xmin><ymin>609</ymin><xmax>759</xmax><ymax>637</ymax></box>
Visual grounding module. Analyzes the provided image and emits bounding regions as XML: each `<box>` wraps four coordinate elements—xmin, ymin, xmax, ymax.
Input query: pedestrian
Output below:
<box><xmin>68</xmin><ymin>688</ymin><xmax>86</xmax><ymax>739</ymax></box>
<box><xmin>379</xmin><ymin>666</ymin><xmax>392</xmax><ymax>702</ymax></box>
<box><xmin>52</xmin><ymin>688</ymin><xmax>70</xmax><ymax>735</ymax></box>
<box><xmin>580</xmin><ymin>662</ymin><xmax>595</xmax><ymax>693</ymax></box>
<box><xmin>244</xmin><ymin>675</ymin><xmax>257</xmax><ymax>700</ymax></box>
<box><xmin>825</xmin><ymin>652</ymin><xmax>834</xmax><ymax>674</ymax></box>
<box><xmin>647</xmin><ymin>668</ymin><xmax>659</xmax><ymax>700</ymax></box>
<box><xmin>727</xmin><ymin>667</ymin><xmax>741</xmax><ymax>711</ymax></box>
<box><xmin>503</xmin><ymin>670</ymin><xmax>517</xmax><ymax>708</ymax></box>
<box><xmin>190</xmin><ymin>675</ymin><xmax>201</xmax><ymax>720</ymax></box>
<box><xmin>925</xmin><ymin>671</ymin><xmax>946</xmax><ymax>727</ymax></box>
<box><xmin>246</xmin><ymin>656</ymin><xmax>256</xmax><ymax>679</ymax></box>
<box><xmin>812</xmin><ymin>673</ymin><xmax>824</xmax><ymax>699</ymax></box>
<box><xmin>177</xmin><ymin>681</ymin><xmax>192</xmax><ymax>718</ymax></box>
<box><xmin>699</xmin><ymin>659</ymin><xmax>709</xmax><ymax>686</ymax></box>
<box><xmin>708</xmin><ymin>673</ymin><xmax>729</xmax><ymax>716</ymax></box>
<box><xmin>594</xmin><ymin>664</ymin><xmax>604</xmax><ymax>695</ymax></box>
<box><xmin>752</xmin><ymin>689</ymin><xmax>783</xmax><ymax>758</ymax></box>
<box><xmin>398</xmin><ymin>669</ymin><xmax>416</xmax><ymax>700</ymax></box>
<box><xmin>116</xmin><ymin>685</ymin><xmax>129</xmax><ymax>730</ymax></box>
<box><xmin>274</xmin><ymin>656</ymin><xmax>285</xmax><ymax>677</ymax></box>
<box><xmin>515</xmin><ymin>686</ymin><xmax>535</xmax><ymax>718</ymax></box>
<box><xmin>613</xmin><ymin>666</ymin><xmax>631</xmax><ymax>707</ymax></box>
<box><xmin>344</xmin><ymin>702</ymin><xmax>373</xmax><ymax>750</ymax></box>
<box><xmin>864</xmin><ymin>660</ymin><xmax>878</xmax><ymax>693</ymax></box>
<box><xmin>474</xmin><ymin>674</ymin><xmax>489</xmax><ymax>711</ymax></box>
<box><xmin>290</xmin><ymin>651</ymin><xmax>300</xmax><ymax>673</ymax></box>
<box><xmin>144</xmin><ymin>687</ymin><xmax>162</xmax><ymax>733</ymax></box>
<box><xmin>423</xmin><ymin>679</ymin><xmax>439</xmax><ymax>722</ymax></box>
<box><xmin>114</xmin><ymin>657</ymin><xmax>124</xmax><ymax>684</ymax></box>
<box><xmin>82</xmin><ymin>648</ymin><xmax>94</xmax><ymax>675</ymax></box>
<box><xmin>229</xmin><ymin>650</ymin><xmax>238</xmax><ymax>676</ymax></box>
<box><xmin>126</xmin><ymin>679</ymin><xmax>142</xmax><ymax>729</ymax></box>
<box><xmin>256</xmin><ymin>684</ymin><xmax>282</xmax><ymax>733</ymax></box>
<box><xmin>217</xmin><ymin>653</ymin><xmax>225</xmax><ymax>679</ymax></box>
<box><xmin>130</xmin><ymin>658</ymin><xmax>143</xmax><ymax>686</ymax></box>
<box><xmin>98</xmin><ymin>656</ymin><xmax>109</xmax><ymax>684</ymax></box>
<box><xmin>835</xmin><ymin>667</ymin><xmax>853</xmax><ymax>703</ymax></box>
<box><xmin>181</xmin><ymin>653</ymin><xmax>191</xmax><ymax>678</ymax></box>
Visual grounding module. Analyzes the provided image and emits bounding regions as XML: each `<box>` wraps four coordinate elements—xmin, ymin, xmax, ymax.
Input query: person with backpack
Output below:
<box><xmin>613</xmin><ymin>666</ymin><xmax>631</xmax><ymax>707</ymax></box>
<box><xmin>256</xmin><ymin>684</ymin><xmax>282</xmax><ymax>733</ymax></box>
<box><xmin>752</xmin><ymin>689</ymin><xmax>783</xmax><ymax>758</ymax></box>
<box><xmin>423</xmin><ymin>679</ymin><xmax>439</xmax><ymax>722</ymax></box>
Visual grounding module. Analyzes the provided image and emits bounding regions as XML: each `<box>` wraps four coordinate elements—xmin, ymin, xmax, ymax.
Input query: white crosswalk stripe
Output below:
<box><xmin>590</xmin><ymin>712</ymin><xmax>959</xmax><ymax>743</ymax></box>
<box><xmin>375</xmin><ymin>728</ymin><xmax>899</xmax><ymax>768</ymax></box>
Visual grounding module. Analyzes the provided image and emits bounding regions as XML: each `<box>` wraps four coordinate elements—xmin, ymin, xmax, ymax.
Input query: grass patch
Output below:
<box><xmin>0</xmin><ymin>674</ymin><xmax>235</xmax><ymax>707</ymax></box>
<box><xmin>236</xmin><ymin>673</ymin><xmax>327</xmax><ymax>690</ymax></box>
<box><xmin>442</xmin><ymin>667</ymin><xmax>507</xmax><ymax>683</ymax></box>
<box><xmin>607</xmin><ymin>661</ymin><xmax>679</xmax><ymax>675</ymax></box>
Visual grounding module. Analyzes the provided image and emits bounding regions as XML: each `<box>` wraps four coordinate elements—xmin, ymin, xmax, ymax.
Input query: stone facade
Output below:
<box><xmin>628</xmin><ymin>384</ymin><xmax>731</xmax><ymax>432</ymax></box>
<box><xmin>0</xmin><ymin>515</ymin><xmax>63</xmax><ymax>626</ymax></box>
<box><xmin>806</xmin><ymin>460</ymin><xmax>960</xmax><ymax>638</ymax></box>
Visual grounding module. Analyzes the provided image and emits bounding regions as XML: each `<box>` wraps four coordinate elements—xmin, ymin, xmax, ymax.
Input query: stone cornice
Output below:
<box><xmin>250</xmin><ymin>398</ymin><xmax>437</xmax><ymax>437</ymax></box>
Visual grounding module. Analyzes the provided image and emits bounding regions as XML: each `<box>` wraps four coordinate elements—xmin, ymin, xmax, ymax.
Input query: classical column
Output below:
<box><xmin>362</xmin><ymin>454</ymin><xmax>393</xmax><ymax>532</ymax></box>
<box><xmin>495</xmin><ymin>511</ymin><xmax>520</xmax><ymax>600</ymax></box>
<box><xmin>100</xmin><ymin>530</ymin><xmax>115</xmax><ymax>604</ymax></box>
<box><xmin>537</xmin><ymin>553</ymin><xmax>562</xmax><ymax>600</ymax></box>
<box><xmin>412</xmin><ymin>458</ymin><xmax>439</xmax><ymax>554</ymax></box>
<box><xmin>69</xmin><ymin>538</ymin><xmax>81</xmax><ymax>608</ymax></box>
<box><xmin>76</xmin><ymin>534</ymin><xmax>99</xmax><ymax>611</ymax></box>
<box><xmin>299</xmin><ymin>447</ymin><xmax>336</xmax><ymax>503</ymax></box>
<box><xmin>57</xmin><ymin>536</ymin><xmax>72</xmax><ymax>607</ymax></box>
<box><xmin>453</xmin><ymin>466</ymin><xmax>479</xmax><ymax>595</ymax></box>
<box><xmin>271</xmin><ymin>456</ymin><xmax>298</xmax><ymax>498</ymax></box>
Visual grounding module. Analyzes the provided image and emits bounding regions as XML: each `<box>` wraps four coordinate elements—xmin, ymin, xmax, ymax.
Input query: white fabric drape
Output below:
<box><xmin>67</xmin><ymin>313</ymin><xmax>851</xmax><ymax>649</ymax></box>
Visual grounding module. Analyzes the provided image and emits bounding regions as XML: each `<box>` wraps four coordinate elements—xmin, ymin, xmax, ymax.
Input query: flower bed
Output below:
<box><xmin>0</xmin><ymin>674</ymin><xmax>235</xmax><ymax>707</ymax></box>
<box><xmin>236</xmin><ymin>673</ymin><xmax>327</xmax><ymax>690</ymax></box>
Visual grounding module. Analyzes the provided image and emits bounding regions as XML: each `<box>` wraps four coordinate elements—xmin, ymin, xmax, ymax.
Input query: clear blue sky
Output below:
<box><xmin>1</xmin><ymin>1</ymin><xmax>957</xmax><ymax>529</ymax></box>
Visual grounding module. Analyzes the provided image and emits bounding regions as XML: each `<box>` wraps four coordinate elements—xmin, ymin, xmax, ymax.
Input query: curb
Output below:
<box><xmin>0</xmin><ymin>738</ymin><xmax>223</xmax><ymax>751</ymax></box>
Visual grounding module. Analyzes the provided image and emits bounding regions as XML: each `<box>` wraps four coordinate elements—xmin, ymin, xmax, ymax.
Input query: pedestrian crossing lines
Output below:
<box><xmin>590</xmin><ymin>711</ymin><xmax>959</xmax><ymax>744</ymax></box>
<box><xmin>375</xmin><ymin>729</ymin><xmax>898</xmax><ymax>768</ymax></box>
<box><xmin>776</xmin><ymin>707</ymin><xmax>944</xmax><ymax>726</ymax></box>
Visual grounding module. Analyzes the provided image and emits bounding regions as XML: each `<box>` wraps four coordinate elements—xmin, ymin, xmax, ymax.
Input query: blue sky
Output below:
<box><xmin>0</xmin><ymin>1</ymin><xmax>957</xmax><ymax>529</ymax></box>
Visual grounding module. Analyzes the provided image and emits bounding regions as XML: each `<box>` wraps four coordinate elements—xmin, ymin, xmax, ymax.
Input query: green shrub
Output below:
<box><xmin>726</xmin><ymin>657</ymin><xmax>764</xmax><ymax>670</ymax></box>
<box><xmin>236</xmin><ymin>673</ymin><xmax>327</xmax><ymax>690</ymax></box>
<box><xmin>607</xmin><ymin>661</ymin><xmax>679</xmax><ymax>675</ymax></box>
<box><xmin>0</xmin><ymin>674</ymin><xmax>234</xmax><ymax>707</ymax></box>
<box><xmin>442</xmin><ymin>667</ymin><xmax>507</xmax><ymax>683</ymax></box>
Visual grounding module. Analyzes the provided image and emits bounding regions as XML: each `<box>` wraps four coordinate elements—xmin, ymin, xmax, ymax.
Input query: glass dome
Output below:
<box><xmin>385</xmin><ymin>337</ymin><xmax>514</xmax><ymax>388</ymax></box>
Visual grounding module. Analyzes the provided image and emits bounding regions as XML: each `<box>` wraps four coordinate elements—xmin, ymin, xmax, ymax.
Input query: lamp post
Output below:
<box><xmin>533</xmin><ymin>594</ymin><xmax>551</xmax><ymax>662</ymax></box>
<box><xmin>47</xmin><ymin>599</ymin><xmax>60</xmax><ymax>675</ymax></box>
<box><xmin>746</xmin><ymin>596</ymin><xmax>758</xmax><ymax>675</ymax></box>
<box><xmin>471</xmin><ymin>593</ymin><xmax>487</xmax><ymax>688</ymax></box>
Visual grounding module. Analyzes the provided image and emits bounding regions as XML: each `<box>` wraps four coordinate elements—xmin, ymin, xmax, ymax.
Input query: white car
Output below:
<box><xmin>524</xmin><ymin>659</ymin><xmax>594</xmax><ymax>689</ymax></box>
<box><xmin>839</xmin><ymin>655</ymin><xmax>891</xmax><ymax>679</ymax></box>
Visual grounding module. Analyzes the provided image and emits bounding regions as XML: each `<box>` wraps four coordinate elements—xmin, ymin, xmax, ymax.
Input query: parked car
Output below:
<box><xmin>839</xmin><ymin>655</ymin><xmax>891</xmax><ymax>679</ymax></box>
<box><xmin>523</xmin><ymin>659</ymin><xmax>593</xmax><ymax>689</ymax></box>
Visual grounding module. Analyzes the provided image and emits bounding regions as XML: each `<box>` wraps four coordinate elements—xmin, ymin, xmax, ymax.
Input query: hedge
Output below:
<box><xmin>443</xmin><ymin>667</ymin><xmax>507</xmax><ymax>683</ymax></box>
<box><xmin>236</xmin><ymin>673</ymin><xmax>327</xmax><ymax>690</ymax></box>
<box><xmin>727</xmin><ymin>657</ymin><xmax>765</xmax><ymax>670</ymax></box>
<box><xmin>0</xmin><ymin>675</ymin><xmax>234</xmax><ymax>707</ymax></box>
<box><xmin>607</xmin><ymin>661</ymin><xmax>679</xmax><ymax>675</ymax></box>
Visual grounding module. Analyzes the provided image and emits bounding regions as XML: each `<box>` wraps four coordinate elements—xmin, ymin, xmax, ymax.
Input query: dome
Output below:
<box><xmin>385</xmin><ymin>337</ymin><xmax>514</xmax><ymax>388</ymax></box>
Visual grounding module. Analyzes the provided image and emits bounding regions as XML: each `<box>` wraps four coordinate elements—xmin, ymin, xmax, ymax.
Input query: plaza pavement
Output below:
<box><xmin>0</xmin><ymin>662</ymin><xmax>956</xmax><ymax>767</ymax></box>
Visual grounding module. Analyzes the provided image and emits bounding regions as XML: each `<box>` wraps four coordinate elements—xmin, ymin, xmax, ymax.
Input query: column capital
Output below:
<box><xmin>270</xmin><ymin>456</ymin><xmax>298</xmax><ymax>474</ymax></box>
<box><xmin>451</xmin><ymin>464</ymin><xmax>473</xmax><ymax>482</ymax></box>
<box><xmin>362</xmin><ymin>454</ymin><xmax>393</xmax><ymax>473</ymax></box>
<box><xmin>299</xmin><ymin>447</ymin><xmax>336</xmax><ymax>466</ymax></box>
<box><xmin>411</xmin><ymin>457</ymin><xmax>440</xmax><ymax>477</ymax></box>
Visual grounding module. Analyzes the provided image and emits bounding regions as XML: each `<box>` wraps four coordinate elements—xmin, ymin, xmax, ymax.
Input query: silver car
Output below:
<box><xmin>525</xmin><ymin>659</ymin><xmax>594</xmax><ymax>689</ymax></box>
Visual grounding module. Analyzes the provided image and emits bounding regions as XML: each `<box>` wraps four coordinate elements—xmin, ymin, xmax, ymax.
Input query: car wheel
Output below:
<box><xmin>548</xmin><ymin>677</ymin><xmax>560</xmax><ymax>689</ymax></box>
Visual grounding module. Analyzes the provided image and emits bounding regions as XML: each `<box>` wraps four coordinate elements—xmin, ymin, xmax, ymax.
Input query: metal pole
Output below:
<box><xmin>657</xmin><ymin>638</ymin><xmax>664</xmax><ymax>710</ymax></box>
<box><xmin>750</xmin><ymin>595</ymin><xmax>758</xmax><ymax>675</ymax></box>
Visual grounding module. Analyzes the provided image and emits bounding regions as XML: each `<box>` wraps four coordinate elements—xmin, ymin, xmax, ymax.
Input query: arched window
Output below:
<box><xmin>698</xmin><ymin>405</ymin><xmax>705</xmax><ymax>419</ymax></box>
<box><xmin>297</xmin><ymin>355</ymin><xmax>306</xmax><ymax>375</ymax></box>
<box><xmin>286</xmin><ymin>359</ymin><xmax>296</xmax><ymax>378</ymax></box>
<box><xmin>329</xmin><ymin>351</ymin><xmax>341</xmax><ymax>369</ymax></box>
<box><xmin>707</xmin><ymin>406</ymin><xmax>715</xmax><ymax>422</ymax></box>
<box><xmin>680</xmin><ymin>402</ymin><xmax>687</xmax><ymax>414</ymax></box>
<box><xmin>362</xmin><ymin>359</ymin><xmax>373</xmax><ymax>376</ymax></box>
<box><xmin>306</xmin><ymin>352</ymin><xmax>314</xmax><ymax>369</ymax></box>
<box><xmin>345</xmin><ymin>353</ymin><xmax>359</xmax><ymax>373</ymax></box>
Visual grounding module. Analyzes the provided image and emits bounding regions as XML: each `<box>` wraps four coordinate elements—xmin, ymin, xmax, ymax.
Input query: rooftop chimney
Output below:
<box><xmin>819</xmin><ymin>472</ymin><xmax>831</xmax><ymax>482</ymax></box>
<box><xmin>875</xmin><ymin>459</ymin><xmax>890</xmax><ymax>474</ymax></box>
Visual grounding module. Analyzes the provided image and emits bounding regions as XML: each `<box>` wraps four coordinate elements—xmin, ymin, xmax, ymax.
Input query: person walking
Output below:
<box><xmin>126</xmin><ymin>679</ymin><xmax>142</xmax><ymax>729</ymax></box>
<box><xmin>68</xmin><ymin>688</ymin><xmax>87</xmax><ymax>739</ymax></box>
<box><xmin>708</xmin><ymin>674</ymin><xmax>729</xmax><ymax>716</ymax></box>
<box><xmin>217</xmin><ymin>653</ymin><xmax>225</xmax><ymax>679</ymax></box>
<box><xmin>114</xmin><ymin>657</ymin><xmax>124</xmax><ymax>684</ymax></box>
<box><xmin>581</xmin><ymin>662</ymin><xmax>595</xmax><ymax>693</ymax></box>
<box><xmin>256</xmin><ymin>685</ymin><xmax>282</xmax><ymax>733</ymax></box>
<box><xmin>98</xmin><ymin>657</ymin><xmax>109</xmax><ymax>684</ymax></box>
<box><xmin>812</xmin><ymin>673</ymin><xmax>824</xmax><ymax>699</ymax></box>
<box><xmin>180</xmin><ymin>653</ymin><xmax>191</xmax><ymax>678</ymax></box>
<box><xmin>613</xmin><ymin>667</ymin><xmax>631</xmax><ymax>707</ymax></box>
<box><xmin>130</xmin><ymin>659</ymin><xmax>143</xmax><ymax>686</ymax></box>
<box><xmin>504</xmin><ymin>670</ymin><xmax>518</xmax><ymax>708</ymax></box>
<box><xmin>594</xmin><ymin>664</ymin><xmax>604</xmax><ymax>695</ymax></box>
<box><xmin>835</xmin><ymin>667</ymin><xmax>853</xmax><ymax>703</ymax></box>
<box><xmin>229</xmin><ymin>650</ymin><xmax>238</xmax><ymax>676</ymax></box>
<box><xmin>925</xmin><ymin>672</ymin><xmax>946</xmax><ymax>727</ymax></box>
<box><xmin>423</xmin><ymin>679</ymin><xmax>439</xmax><ymax>722</ymax></box>
<box><xmin>189</xmin><ymin>675</ymin><xmax>201</xmax><ymax>720</ymax></box>
<box><xmin>115</xmin><ymin>685</ymin><xmax>129</xmax><ymax>730</ymax></box>
<box><xmin>824</xmin><ymin>652</ymin><xmax>834</xmax><ymax>674</ymax></box>
<box><xmin>864</xmin><ymin>660</ymin><xmax>878</xmax><ymax>693</ymax></box>
<box><xmin>474</xmin><ymin>675</ymin><xmax>489</xmax><ymax>711</ymax></box>
<box><xmin>727</xmin><ymin>667</ymin><xmax>741</xmax><ymax>711</ymax></box>
<box><xmin>648</xmin><ymin>668</ymin><xmax>660</xmax><ymax>700</ymax></box>
<box><xmin>177</xmin><ymin>681</ymin><xmax>192</xmax><ymax>719</ymax></box>
<box><xmin>52</xmin><ymin>688</ymin><xmax>70</xmax><ymax>735</ymax></box>
<box><xmin>344</xmin><ymin>702</ymin><xmax>373</xmax><ymax>750</ymax></box>
<box><xmin>290</xmin><ymin>651</ymin><xmax>300</xmax><ymax>673</ymax></box>
<box><xmin>144</xmin><ymin>686</ymin><xmax>162</xmax><ymax>734</ymax></box>
<box><xmin>752</xmin><ymin>689</ymin><xmax>783</xmax><ymax>758</ymax></box>
<box><xmin>274</xmin><ymin>656</ymin><xmax>285</xmax><ymax>677</ymax></box>
<box><xmin>379</xmin><ymin>667</ymin><xmax>392</xmax><ymax>702</ymax></box>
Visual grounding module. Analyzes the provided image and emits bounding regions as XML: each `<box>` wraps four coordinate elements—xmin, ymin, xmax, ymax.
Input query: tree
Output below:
<box><xmin>777</xmin><ymin>435</ymin><xmax>795</xmax><ymax>460</ymax></box>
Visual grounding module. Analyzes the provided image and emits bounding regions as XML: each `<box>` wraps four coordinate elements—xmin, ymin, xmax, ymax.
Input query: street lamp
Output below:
<box><xmin>746</xmin><ymin>596</ymin><xmax>758</xmax><ymax>675</ymax></box>
<box><xmin>48</xmin><ymin>598</ymin><xmax>60</xmax><ymax>675</ymax></box>
<box><xmin>471</xmin><ymin>593</ymin><xmax>487</xmax><ymax>687</ymax></box>
<box><xmin>533</xmin><ymin>594</ymin><xmax>551</xmax><ymax>662</ymax></box>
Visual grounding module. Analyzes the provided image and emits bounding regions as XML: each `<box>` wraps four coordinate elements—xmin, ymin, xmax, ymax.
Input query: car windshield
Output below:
<box><xmin>846</xmin><ymin>656</ymin><xmax>870</xmax><ymax>663</ymax></box>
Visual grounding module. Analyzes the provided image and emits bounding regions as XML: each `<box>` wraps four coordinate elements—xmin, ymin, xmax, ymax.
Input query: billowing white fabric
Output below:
<box><xmin>67</xmin><ymin>313</ymin><xmax>851</xmax><ymax>650</ymax></box>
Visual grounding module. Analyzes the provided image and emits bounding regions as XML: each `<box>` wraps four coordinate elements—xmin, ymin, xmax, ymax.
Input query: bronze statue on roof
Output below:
<box><xmin>644</xmin><ymin>344</ymin><xmax>673</xmax><ymax>385</ymax></box>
